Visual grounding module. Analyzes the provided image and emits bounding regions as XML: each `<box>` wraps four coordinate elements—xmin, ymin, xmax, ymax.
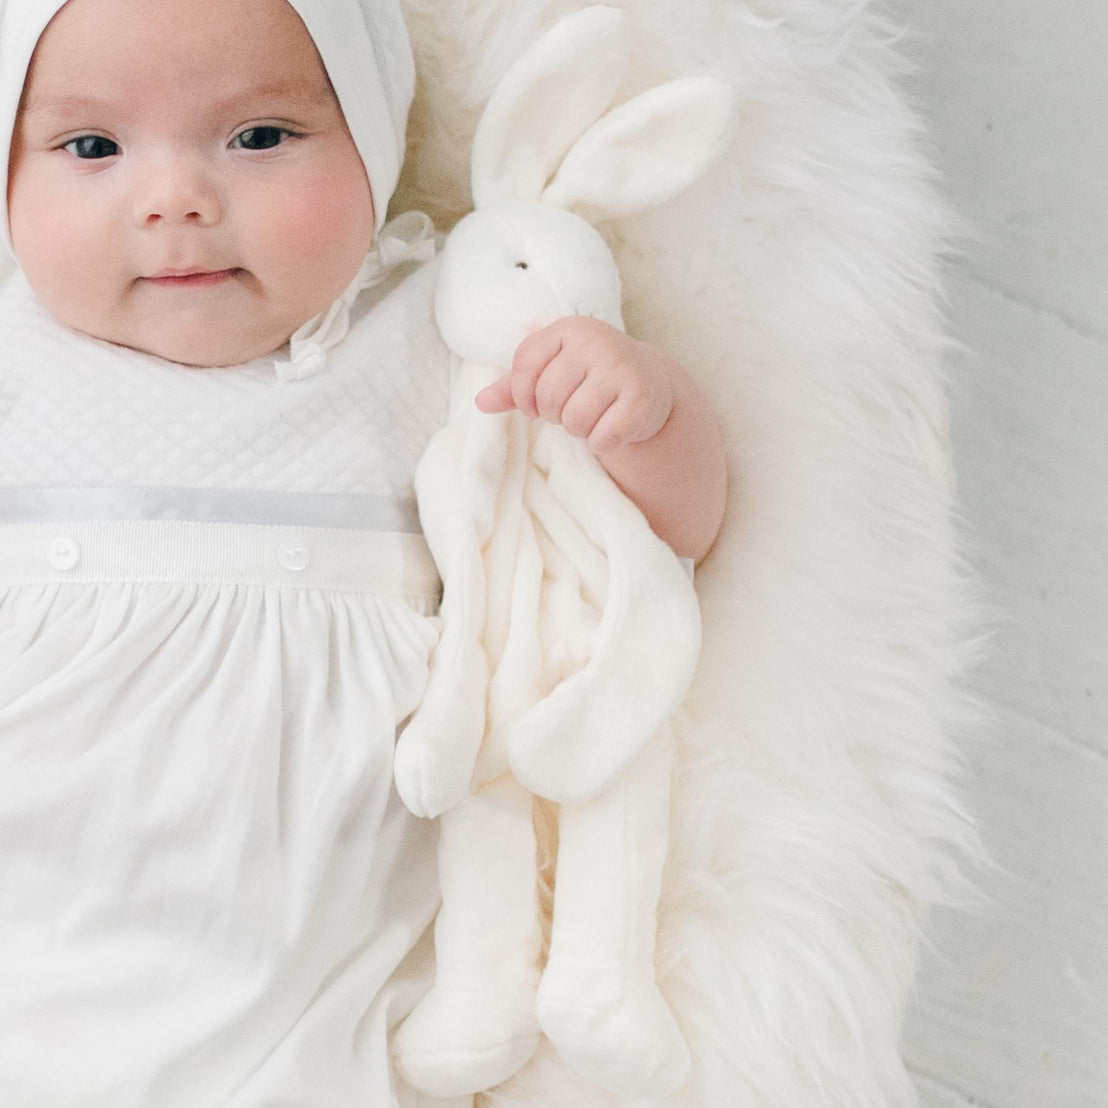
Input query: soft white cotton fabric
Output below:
<box><xmin>0</xmin><ymin>0</ymin><xmax>414</xmax><ymax>254</ymax></box>
<box><xmin>0</xmin><ymin>260</ymin><xmax>457</xmax><ymax>1106</ymax></box>
<box><xmin>0</xmin><ymin>541</ymin><xmax>439</xmax><ymax>1106</ymax></box>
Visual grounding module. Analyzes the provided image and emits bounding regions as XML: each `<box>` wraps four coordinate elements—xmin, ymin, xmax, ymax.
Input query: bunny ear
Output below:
<box><xmin>542</xmin><ymin>76</ymin><xmax>736</xmax><ymax>219</ymax></box>
<box><xmin>471</xmin><ymin>6</ymin><xmax>631</xmax><ymax>208</ymax></box>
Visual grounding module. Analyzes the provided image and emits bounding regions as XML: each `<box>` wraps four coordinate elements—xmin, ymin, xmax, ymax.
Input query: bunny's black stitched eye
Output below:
<box><xmin>515</xmin><ymin>261</ymin><xmax>529</xmax><ymax>270</ymax></box>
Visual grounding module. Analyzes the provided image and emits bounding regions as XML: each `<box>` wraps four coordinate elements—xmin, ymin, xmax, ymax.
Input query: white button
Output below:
<box><xmin>48</xmin><ymin>536</ymin><xmax>81</xmax><ymax>571</ymax></box>
<box><xmin>277</xmin><ymin>542</ymin><xmax>310</xmax><ymax>572</ymax></box>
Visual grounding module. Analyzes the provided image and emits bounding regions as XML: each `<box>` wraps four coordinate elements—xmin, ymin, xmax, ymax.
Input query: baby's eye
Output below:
<box><xmin>232</xmin><ymin>126</ymin><xmax>293</xmax><ymax>151</ymax></box>
<box><xmin>63</xmin><ymin>135</ymin><xmax>119</xmax><ymax>159</ymax></box>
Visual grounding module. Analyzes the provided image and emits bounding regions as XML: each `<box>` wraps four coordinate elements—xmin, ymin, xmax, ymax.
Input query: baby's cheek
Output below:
<box><xmin>263</xmin><ymin>171</ymin><xmax>374</xmax><ymax>291</ymax></box>
<box><xmin>12</xmin><ymin>200</ymin><xmax>109</xmax><ymax>324</ymax></box>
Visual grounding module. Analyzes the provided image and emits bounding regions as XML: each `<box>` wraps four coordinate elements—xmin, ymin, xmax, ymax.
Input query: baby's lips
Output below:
<box><xmin>142</xmin><ymin>265</ymin><xmax>242</xmax><ymax>282</ymax></box>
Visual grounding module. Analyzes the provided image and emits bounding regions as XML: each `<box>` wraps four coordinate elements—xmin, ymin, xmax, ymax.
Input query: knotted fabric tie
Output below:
<box><xmin>278</xmin><ymin>210</ymin><xmax>438</xmax><ymax>382</ymax></box>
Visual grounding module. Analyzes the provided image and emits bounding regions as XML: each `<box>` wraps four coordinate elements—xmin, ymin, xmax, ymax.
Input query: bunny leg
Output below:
<box><xmin>536</xmin><ymin>727</ymin><xmax>691</xmax><ymax>1099</ymax></box>
<box><xmin>393</xmin><ymin>775</ymin><xmax>543</xmax><ymax>1097</ymax></box>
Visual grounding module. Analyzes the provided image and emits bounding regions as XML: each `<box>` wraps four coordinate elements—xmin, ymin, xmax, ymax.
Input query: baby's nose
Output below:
<box><xmin>133</xmin><ymin>154</ymin><xmax>222</xmax><ymax>227</ymax></box>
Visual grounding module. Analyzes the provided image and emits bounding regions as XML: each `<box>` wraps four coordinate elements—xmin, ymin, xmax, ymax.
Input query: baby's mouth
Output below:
<box><xmin>143</xmin><ymin>268</ymin><xmax>242</xmax><ymax>288</ymax></box>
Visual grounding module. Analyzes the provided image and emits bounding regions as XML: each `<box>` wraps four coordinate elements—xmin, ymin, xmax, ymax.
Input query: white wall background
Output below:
<box><xmin>888</xmin><ymin>3</ymin><xmax>1108</xmax><ymax>1106</ymax></box>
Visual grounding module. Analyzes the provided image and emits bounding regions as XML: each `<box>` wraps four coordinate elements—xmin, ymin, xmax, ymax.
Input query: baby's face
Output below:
<box><xmin>7</xmin><ymin>0</ymin><xmax>375</xmax><ymax>367</ymax></box>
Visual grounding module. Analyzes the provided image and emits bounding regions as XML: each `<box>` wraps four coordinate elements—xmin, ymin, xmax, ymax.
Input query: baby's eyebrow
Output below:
<box><xmin>22</xmin><ymin>79</ymin><xmax>336</xmax><ymax>121</ymax></box>
<box><xmin>21</xmin><ymin>93</ymin><xmax>113</xmax><ymax>120</ymax></box>
<box><xmin>214</xmin><ymin>78</ymin><xmax>339</xmax><ymax>114</ymax></box>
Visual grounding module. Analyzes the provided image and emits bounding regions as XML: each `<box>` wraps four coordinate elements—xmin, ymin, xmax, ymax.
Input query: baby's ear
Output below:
<box><xmin>542</xmin><ymin>77</ymin><xmax>735</xmax><ymax>220</ymax></box>
<box><xmin>471</xmin><ymin>6</ymin><xmax>631</xmax><ymax>208</ymax></box>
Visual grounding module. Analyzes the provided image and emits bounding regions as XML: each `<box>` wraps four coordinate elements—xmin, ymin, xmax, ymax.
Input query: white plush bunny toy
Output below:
<box><xmin>392</xmin><ymin>6</ymin><xmax>733</xmax><ymax>1100</ymax></box>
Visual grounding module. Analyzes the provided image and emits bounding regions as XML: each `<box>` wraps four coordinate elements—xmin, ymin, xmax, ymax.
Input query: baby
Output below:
<box><xmin>0</xmin><ymin>0</ymin><xmax>725</xmax><ymax>1103</ymax></box>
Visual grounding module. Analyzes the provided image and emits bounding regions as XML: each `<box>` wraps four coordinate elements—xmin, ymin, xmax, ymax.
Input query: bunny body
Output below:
<box><xmin>392</xmin><ymin>7</ymin><xmax>733</xmax><ymax>1098</ymax></box>
<box><xmin>394</xmin><ymin>258</ymin><xmax>699</xmax><ymax>1102</ymax></box>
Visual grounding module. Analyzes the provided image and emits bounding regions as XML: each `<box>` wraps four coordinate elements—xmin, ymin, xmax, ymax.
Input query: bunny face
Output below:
<box><xmin>433</xmin><ymin>202</ymin><xmax>624</xmax><ymax>369</ymax></box>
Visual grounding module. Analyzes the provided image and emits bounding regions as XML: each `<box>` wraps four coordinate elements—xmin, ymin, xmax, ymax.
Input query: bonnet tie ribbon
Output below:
<box><xmin>278</xmin><ymin>210</ymin><xmax>438</xmax><ymax>382</ymax></box>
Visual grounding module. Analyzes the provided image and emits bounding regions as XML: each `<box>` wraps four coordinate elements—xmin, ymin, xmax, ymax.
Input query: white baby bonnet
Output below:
<box><xmin>0</xmin><ymin>0</ymin><xmax>430</xmax><ymax>378</ymax></box>
<box><xmin>278</xmin><ymin>0</ymin><xmax>436</xmax><ymax>380</ymax></box>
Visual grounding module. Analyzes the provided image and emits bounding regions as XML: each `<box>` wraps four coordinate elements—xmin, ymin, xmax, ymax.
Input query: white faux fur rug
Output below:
<box><xmin>395</xmin><ymin>2</ymin><xmax>978</xmax><ymax>1105</ymax></box>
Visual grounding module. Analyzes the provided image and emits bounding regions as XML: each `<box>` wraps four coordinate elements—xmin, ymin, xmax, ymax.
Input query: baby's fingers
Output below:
<box><xmin>474</xmin><ymin>376</ymin><xmax>516</xmax><ymax>413</ymax></box>
<box><xmin>505</xmin><ymin>326</ymin><xmax>568</xmax><ymax>419</ymax></box>
<box><xmin>560</xmin><ymin>378</ymin><xmax>620</xmax><ymax>446</ymax></box>
<box><xmin>472</xmin><ymin>333</ymin><xmax>557</xmax><ymax>416</ymax></box>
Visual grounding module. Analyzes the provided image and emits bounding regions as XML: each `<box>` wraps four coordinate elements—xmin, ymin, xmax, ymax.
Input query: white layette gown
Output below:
<box><xmin>0</xmin><ymin>259</ymin><xmax>453</xmax><ymax>1106</ymax></box>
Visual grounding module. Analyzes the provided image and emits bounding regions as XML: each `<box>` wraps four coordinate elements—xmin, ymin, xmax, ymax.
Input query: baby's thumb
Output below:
<box><xmin>474</xmin><ymin>375</ymin><xmax>516</xmax><ymax>414</ymax></box>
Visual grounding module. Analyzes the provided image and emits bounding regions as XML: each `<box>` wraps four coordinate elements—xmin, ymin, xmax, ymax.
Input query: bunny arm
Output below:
<box><xmin>393</xmin><ymin>360</ymin><xmax>506</xmax><ymax>819</ymax></box>
<box><xmin>396</xmin><ymin>351</ymin><xmax>560</xmax><ymax>818</ymax></box>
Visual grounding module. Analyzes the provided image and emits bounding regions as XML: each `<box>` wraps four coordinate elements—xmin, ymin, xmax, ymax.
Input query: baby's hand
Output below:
<box><xmin>473</xmin><ymin>317</ymin><xmax>677</xmax><ymax>455</ymax></box>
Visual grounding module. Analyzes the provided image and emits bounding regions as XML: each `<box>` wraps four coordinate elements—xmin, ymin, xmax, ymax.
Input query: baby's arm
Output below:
<box><xmin>474</xmin><ymin>316</ymin><xmax>727</xmax><ymax>564</ymax></box>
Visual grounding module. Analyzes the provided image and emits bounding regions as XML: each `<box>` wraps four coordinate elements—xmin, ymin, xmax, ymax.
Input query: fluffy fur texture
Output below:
<box><xmin>396</xmin><ymin>1</ymin><xmax>979</xmax><ymax>1105</ymax></box>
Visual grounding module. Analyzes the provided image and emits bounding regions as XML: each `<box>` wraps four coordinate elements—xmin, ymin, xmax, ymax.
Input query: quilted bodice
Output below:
<box><xmin>0</xmin><ymin>259</ymin><xmax>450</xmax><ymax>503</ymax></box>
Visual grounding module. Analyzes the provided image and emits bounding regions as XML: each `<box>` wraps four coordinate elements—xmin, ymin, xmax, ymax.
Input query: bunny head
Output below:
<box><xmin>434</xmin><ymin>203</ymin><xmax>623</xmax><ymax>367</ymax></box>
<box><xmin>433</xmin><ymin>5</ymin><xmax>734</xmax><ymax>369</ymax></box>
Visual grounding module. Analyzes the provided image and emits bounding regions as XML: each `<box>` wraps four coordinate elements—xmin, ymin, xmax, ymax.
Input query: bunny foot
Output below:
<box><xmin>536</xmin><ymin>966</ymin><xmax>691</xmax><ymax>1099</ymax></box>
<box><xmin>393</xmin><ymin>981</ymin><xmax>542</xmax><ymax>1098</ymax></box>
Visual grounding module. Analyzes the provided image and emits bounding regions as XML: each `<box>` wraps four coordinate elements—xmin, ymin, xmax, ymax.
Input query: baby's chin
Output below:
<box><xmin>130</xmin><ymin>334</ymin><xmax>288</xmax><ymax>370</ymax></box>
<box><xmin>76</xmin><ymin>316</ymin><xmax>295</xmax><ymax>370</ymax></box>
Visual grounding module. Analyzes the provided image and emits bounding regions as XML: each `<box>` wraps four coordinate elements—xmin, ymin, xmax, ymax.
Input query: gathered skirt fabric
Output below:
<box><xmin>0</xmin><ymin>521</ymin><xmax>443</xmax><ymax>1107</ymax></box>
